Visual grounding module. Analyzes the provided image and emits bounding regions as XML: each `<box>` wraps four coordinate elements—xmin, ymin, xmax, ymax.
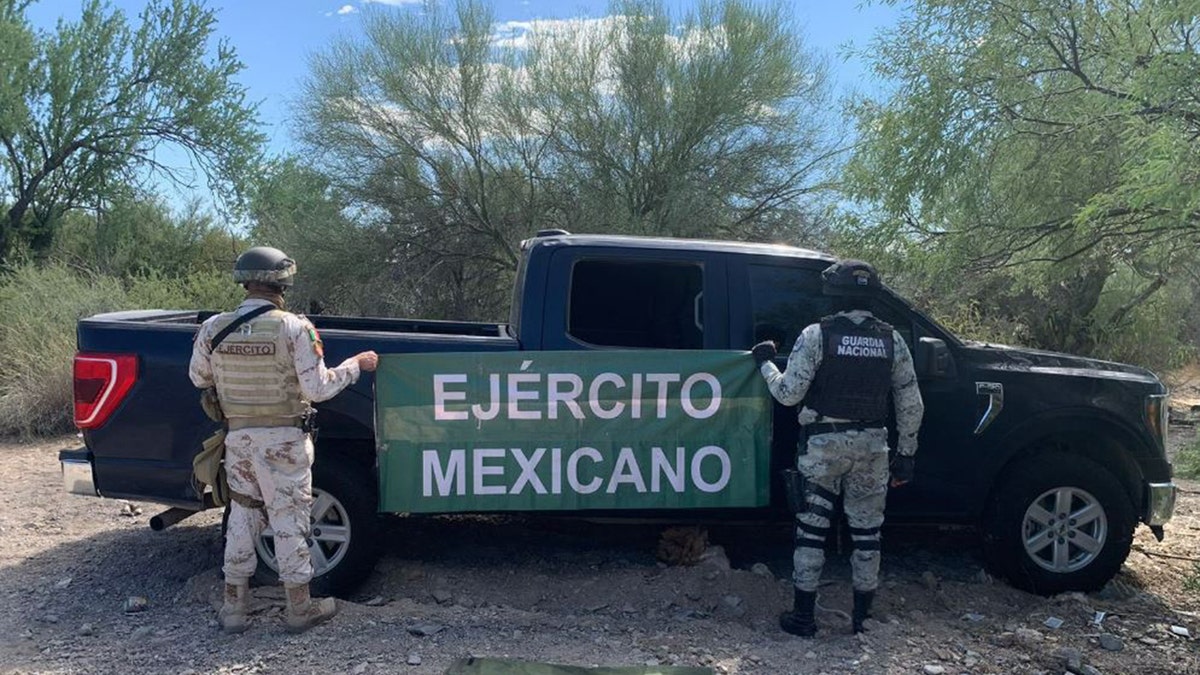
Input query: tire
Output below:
<box><xmin>982</xmin><ymin>452</ymin><xmax>1135</xmax><ymax>595</ymax></box>
<box><xmin>250</xmin><ymin>451</ymin><xmax>381</xmax><ymax>598</ymax></box>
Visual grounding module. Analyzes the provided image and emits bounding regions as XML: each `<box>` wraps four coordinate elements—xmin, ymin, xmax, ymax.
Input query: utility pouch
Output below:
<box><xmin>194</xmin><ymin>429</ymin><xmax>230</xmax><ymax>507</ymax></box>
<box><xmin>783</xmin><ymin>468</ymin><xmax>807</xmax><ymax>514</ymax></box>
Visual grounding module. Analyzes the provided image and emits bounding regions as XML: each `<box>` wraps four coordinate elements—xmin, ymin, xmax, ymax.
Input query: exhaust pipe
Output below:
<box><xmin>149</xmin><ymin>507</ymin><xmax>197</xmax><ymax>531</ymax></box>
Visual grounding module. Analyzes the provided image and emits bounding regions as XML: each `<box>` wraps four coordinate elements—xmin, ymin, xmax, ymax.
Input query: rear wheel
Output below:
<box><xmin>982</xmin><ymin>453</ymin><xmax>1135</xmax><ymax>595</ymax></box>
<box><xmin>252</xmin><ymin>451</ymin><xmax>380</xmax><ymax>597</ymax></box>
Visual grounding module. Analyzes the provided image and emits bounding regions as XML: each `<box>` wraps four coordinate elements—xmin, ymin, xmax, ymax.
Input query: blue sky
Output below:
<box><xmin>26</xmin><ymin>0</ymin><xmax>902</xmax><ymax>203</ymax></box>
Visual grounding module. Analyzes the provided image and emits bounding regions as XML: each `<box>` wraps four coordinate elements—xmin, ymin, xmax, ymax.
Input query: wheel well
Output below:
<box><xmin>986</xmin><ymin>432</ymin><xmax>1142</xmax><ymax>518</ymax></box>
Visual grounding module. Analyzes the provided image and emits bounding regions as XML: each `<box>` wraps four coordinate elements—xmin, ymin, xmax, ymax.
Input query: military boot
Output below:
<box><xmin>779</xmin><ymin>588</ymin><xmax>817</xmax><ymax>637</ymax></box>
<box><xmin>852</xmin><ymin>590</ymin><xmax>875</xmax><ymax>634</ymax></box>
<box><xmin>284</xmin><ymin>582</ymin><xmax>338</xmax><ymax>633</ymax></box>
<box><xmin>218</xmin><ymin>579</ymin><xmax>250</xmax><ymax>634</ymax></box>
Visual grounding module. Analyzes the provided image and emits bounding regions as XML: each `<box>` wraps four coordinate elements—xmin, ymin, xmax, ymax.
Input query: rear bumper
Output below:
<box><xmin>1146</xmin><ymin>481</ymin><xmax>1177</xmax><ymax>527</ymax></box>
<box><xmin>59</xmin><ymin>448</ymin><xmax>98</xmax><ymax>497</ymax></box>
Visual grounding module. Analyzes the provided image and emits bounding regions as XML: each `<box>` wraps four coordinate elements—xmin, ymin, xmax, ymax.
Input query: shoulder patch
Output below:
<box><xmin>307</xmin><ymin>325</ymin><xmax>324</xmax><ymax>358</ymax></box>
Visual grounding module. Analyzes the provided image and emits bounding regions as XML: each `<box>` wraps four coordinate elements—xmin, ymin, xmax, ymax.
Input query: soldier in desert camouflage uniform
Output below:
<box><xmin>189</xmin><ymin>246</ymin><xmax>378</xmax><ymax>634</ymax></box>
<box><xmin>752</xmin><ymin>259</ymin><xmax>924</xmax><ymax>637</ymax></box>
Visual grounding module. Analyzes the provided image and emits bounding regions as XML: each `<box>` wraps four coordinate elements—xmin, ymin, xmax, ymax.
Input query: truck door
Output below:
<box><xmin>727</xmin><ymin>258</ymin><xmax>831</xmax><ymax>511</ymax></box>
<box><xmin>871</xmin><ymin>297</ymin><xmax>980</xmax><ymax>520</ymax></box>
<box><xmin>727</xmin><ymin>257</ymin><xmax>978</xmax><ymax>519</ymax></box>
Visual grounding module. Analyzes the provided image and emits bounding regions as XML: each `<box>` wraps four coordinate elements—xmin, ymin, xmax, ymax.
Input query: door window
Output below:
<box><xmin>748</xmin><ymin>264</ymin><xmax>913</xmax><ymax>349</ymax></box>
<box><xmin>748</xmin><ymin>265</ymin><xmax>828</xmax><ymax>349</ymax></box>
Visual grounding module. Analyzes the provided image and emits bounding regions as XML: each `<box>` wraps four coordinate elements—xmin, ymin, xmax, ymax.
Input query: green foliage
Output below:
<box><xmin>0</xmin><ymin>264</ymin><xmax>123</xmax><ymax>436</ymax></box>
<box><xmin>1184</xmin><ymin>563</ymin><xmax>1200</xmax><ymax>595</ymax></box>
<box><xmin>843</xmin><ymin>0</ymin><xmax>1200</xmax><ymax>364</ymax></box>
<box><xmin>0</xmin><ymin>263</ymin><xmax>240</xmax><ymax>437</ymax></box>
<box><xmin>51</xmin><ymin>192</ymin><xmax>242</xmax><ymax>279</ymax></box>
<box><xmin>0</xmin><ymin>0</ymin><xmax>263</xmax><ymax>262</ymax></box>
<box><xmin>1177</xmin><ymin>435</ymin><xmax>1200</xmax><ymax>481</ymax></box>
<box><xmin>0</xmin><ymin>191</ymin><xmax>242</xmax><ymax>437</ymax></box>
<box><xmin>250</xmin><ymin>158</ymin><xmax>403</xmax><ymax>317</ymax></box>
<box><xmin>293</xmin><ymin>0</ymin><xmax>836</xmax><ymax>319</ymax></box>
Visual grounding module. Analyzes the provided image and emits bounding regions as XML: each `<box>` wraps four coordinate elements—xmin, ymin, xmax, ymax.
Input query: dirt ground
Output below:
<box><xmin>0</xmin><ymin>431</ymin><xmax>1196</xmax><ymax>675</ymax></box>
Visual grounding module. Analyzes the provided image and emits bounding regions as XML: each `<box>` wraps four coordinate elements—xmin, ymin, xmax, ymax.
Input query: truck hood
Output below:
<box><xmin>960</xmin><ymin>341</ymin><xmax>1163</xmax><ymax>387</ymax></box>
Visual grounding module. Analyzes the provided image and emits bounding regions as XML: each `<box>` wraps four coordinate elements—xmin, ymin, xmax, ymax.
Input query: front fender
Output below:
<box><xmin>969</xmin><ymin>409</ymin><xmax>1152</xmax><ymax>519</ymax></box>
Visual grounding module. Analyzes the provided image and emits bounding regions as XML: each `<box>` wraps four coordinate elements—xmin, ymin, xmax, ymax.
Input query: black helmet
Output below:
<box><xmin>821</xmin><ymin>259</ymin><xmax>880</xmax><ymax>296</ymax></box>
<box><xmin>233</xmin><ymin>246</ymin><xmax>296</xmax><ymax>287</ymax></box>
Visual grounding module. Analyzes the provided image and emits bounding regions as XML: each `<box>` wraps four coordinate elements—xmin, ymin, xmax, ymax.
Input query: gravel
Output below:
<box><xmin>1</xmin><ymin>433</ymin><xmax>1197</xmax><ymax>674</ymax></box>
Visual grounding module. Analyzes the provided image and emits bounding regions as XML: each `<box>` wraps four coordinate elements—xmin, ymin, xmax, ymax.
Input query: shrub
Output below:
<box><xmin>0</xmin><ymin>264</ymin><xmax>242</xmax><ymax>437</ymax></box>
<box><xmin>1184</xmin><ymin>563</ymin><xmax>1200</xmax><ymax>595</ymax></box>
<box><xmin>0</xmin><ymin>265</ymin><xmax>127</xmax><ymax>436</ymax></box>
<box><xmin>1176</xmin><ymin>435</ymin><xmax>1200</xmax><ymax>481</ymax></box>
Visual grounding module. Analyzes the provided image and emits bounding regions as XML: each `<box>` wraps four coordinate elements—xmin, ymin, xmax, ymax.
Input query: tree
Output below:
<box><xmin>51</xmin><ymin>189</ymin><xmax>242</xmax><ymax>279</ymax></box>
<box><xmin>250</xmin><ymin>157</ymin><xmax>402</xmax><ymax>317</ymax></box>
<box><xmin>843</xmin><ymin>0</ymin><xmax>1200</xmax><ymax>362</ymax></box>
<box><xmin>0</xmin><ymin>0</ymin><xmax>263</xmax><ymax>262</ymax></box>
<box><xmin>296</xmin><ymin>0</ymin><xmax>837</xmax><ymax>319</ymax></box>
<box><xmin>531</xmin><ymin>0</ymin><xmax>837</xmax><ymax>239</ymax></box>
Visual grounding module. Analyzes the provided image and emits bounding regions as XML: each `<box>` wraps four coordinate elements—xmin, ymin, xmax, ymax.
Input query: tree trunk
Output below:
<box><xmin>1</xmin><ymin>200</ymin><xmax>30</xmax><ymax>264</ymax></box>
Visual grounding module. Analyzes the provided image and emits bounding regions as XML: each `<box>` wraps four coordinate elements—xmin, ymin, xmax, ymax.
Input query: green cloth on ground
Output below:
<box><xmin>444</xmin><ymin>659</ymin><xmax>712</xmax><ymax>675</ymax></box>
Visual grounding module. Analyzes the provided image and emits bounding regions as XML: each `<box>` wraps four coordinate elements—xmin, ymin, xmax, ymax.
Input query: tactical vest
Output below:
<box><xmin>807</xmin><ymin>315</ymin><xmax>894</xmax><ymax>421</ymax></box>
<box><xmin>209</xmin><ymin>309</ymin><xmax>305</xmax><ymax>421</ymax></box>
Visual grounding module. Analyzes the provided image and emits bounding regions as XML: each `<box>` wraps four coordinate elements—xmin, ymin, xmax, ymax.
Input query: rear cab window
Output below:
<box><xmin>540</xmin><ymin>246</ymin><xmax>727</xmax><ymax>351</ymax></box>
<box><xmin>568</xmin><ymin>259</ymin><xmax>705</xmax><ymax>349</ymax></box>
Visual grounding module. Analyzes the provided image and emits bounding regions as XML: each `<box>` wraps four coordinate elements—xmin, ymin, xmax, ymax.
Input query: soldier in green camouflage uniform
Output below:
<box><xmin>189</xmin><ymin>247</ymin><xmax>378</xmax><ymax>634</ymax></box>
<box><xmin>752</xmin><ymin>259</ymin><xmax>924</xmax><ymax>637</ymax></box>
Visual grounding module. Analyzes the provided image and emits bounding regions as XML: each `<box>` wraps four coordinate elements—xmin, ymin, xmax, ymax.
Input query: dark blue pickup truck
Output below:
<box><xmin>61</xmin><ymin>232</ymin><xmax>1178</xmax><ymax>596</ymax></box>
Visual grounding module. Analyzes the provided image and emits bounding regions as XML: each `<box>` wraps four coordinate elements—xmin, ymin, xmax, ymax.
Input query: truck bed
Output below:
<box><xmin>77</xmin><ymin>309</ymin><xmax>519</xmax><ymax>508</ymax></box>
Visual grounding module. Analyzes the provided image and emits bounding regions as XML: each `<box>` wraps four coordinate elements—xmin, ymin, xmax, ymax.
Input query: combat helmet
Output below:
<box><xmin>233</xmin><ymin>246</ymin><xmax>296</xmax><ymax>288</ymax></box>
<box><xmin>821</xmin><ymin>259</ymin><xmax>880</xmax><ymax>296</ymax></box>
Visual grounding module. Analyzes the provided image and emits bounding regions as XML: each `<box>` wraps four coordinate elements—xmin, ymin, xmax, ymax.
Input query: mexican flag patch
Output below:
<box><xmin>307</xmin><ymin>325</ymin><xmax>324</xmax><ymax>358</ymax></box>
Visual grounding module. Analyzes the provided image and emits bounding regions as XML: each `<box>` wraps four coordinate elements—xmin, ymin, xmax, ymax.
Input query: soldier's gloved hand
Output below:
<box><xmin>890</xmin><ymin>455</ymin><xmax>915</xmax><ymax>487</ymax></box>
<box><xmin>751</xmin><ymin>341</ymin><xmax>777</xmax><ymax>366</ymax></box>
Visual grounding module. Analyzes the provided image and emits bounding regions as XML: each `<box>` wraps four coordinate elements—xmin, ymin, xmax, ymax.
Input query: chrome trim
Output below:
<box><xmin>1146</xmin><ymin>482</ymin><xmax>1177</xmax><ymax>526</ymax></box>
<box><xmin>974</xmin><ymin>382</ymin><xmax>1004</xmax><ymax>435</ymax></box>
<box><xmin>61</xmin><ymin>458</ymin><xmax>97</xmax><ymax>497</ymax></box>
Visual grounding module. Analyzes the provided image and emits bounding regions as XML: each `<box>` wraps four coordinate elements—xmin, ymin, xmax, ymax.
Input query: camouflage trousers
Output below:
<box><xmin>223</xmin><ymin>426</ymin><xmax>315</xmax><ymax>585</ymax></box>
<box><xmin>793</xmin><ymin>428</ymin><xmax>890</xmax><ymax>593</ymax></box>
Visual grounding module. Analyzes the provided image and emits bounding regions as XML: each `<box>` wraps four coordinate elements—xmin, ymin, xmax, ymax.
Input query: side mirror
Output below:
<box><xmin>916</xmin><ymin>337</ymin><xmax>955</xmax><ymax>379</ymax></box>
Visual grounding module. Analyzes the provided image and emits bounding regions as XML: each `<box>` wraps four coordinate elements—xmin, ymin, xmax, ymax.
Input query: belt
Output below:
<box><xmin>806</xmin><ymin>420</ymin><xmax>884</xmax><ymax>436</ymax></box>
<box><xmin>227</xmin><ymin>416</ymin><xmax>304</xmax><ymax>431</ymax></box>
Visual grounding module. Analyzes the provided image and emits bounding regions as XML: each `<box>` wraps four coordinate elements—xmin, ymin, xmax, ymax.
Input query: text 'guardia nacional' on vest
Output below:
<box><xmin>432</xmin><ymin>364</ymin><xmax>723</xmax><ymax>422</ymax></box>
<box><xmin>836</xmin><ymin>334</ymin><xmax>889</xmax><ymax>358</ymax></box>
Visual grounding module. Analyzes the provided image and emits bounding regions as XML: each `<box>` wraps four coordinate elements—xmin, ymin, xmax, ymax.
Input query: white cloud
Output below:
<box><xmin>336</xmin><ymin>4</ymin><xmax>357</xmax><ymax>15</ymax></box>
<box><xmin>363</xmin><ymin>0</ymin><xmax>424</xmax><ymax>6</ymax></box>
<box><xmin>490</xmin><ymin>16</ymin><xmax>624</xmax><ymax>51</ymax></box>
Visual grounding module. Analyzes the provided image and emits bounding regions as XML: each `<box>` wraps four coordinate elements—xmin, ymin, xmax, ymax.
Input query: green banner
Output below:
<box><xmin>375</xmin><ymin>350</ymin><xmax>771</xmax><ymax>513</ymax></box>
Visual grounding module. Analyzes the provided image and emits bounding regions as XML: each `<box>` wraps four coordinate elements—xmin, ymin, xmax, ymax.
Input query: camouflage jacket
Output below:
<box><xmin>760</xmin><ymin>310</ymin><xmax>924</xmax><ymax>457</ymax></box>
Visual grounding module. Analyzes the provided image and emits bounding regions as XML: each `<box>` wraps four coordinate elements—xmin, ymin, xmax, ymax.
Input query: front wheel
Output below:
<box><xmin>252</xmin><ymin>452</ymin><xmax>380</xmax><ymax>597</ymax></box>
<box><xmin>982</xmin><ymin>453</ymin><xmax>1135</xmax><ymax>595</ymax></box>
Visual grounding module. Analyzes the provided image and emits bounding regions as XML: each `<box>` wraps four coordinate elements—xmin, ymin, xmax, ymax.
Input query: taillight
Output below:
<box><xmin>74</xmin><ymin>353</ymin><xmax>138</xmax><ymax>429</ymax></box>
